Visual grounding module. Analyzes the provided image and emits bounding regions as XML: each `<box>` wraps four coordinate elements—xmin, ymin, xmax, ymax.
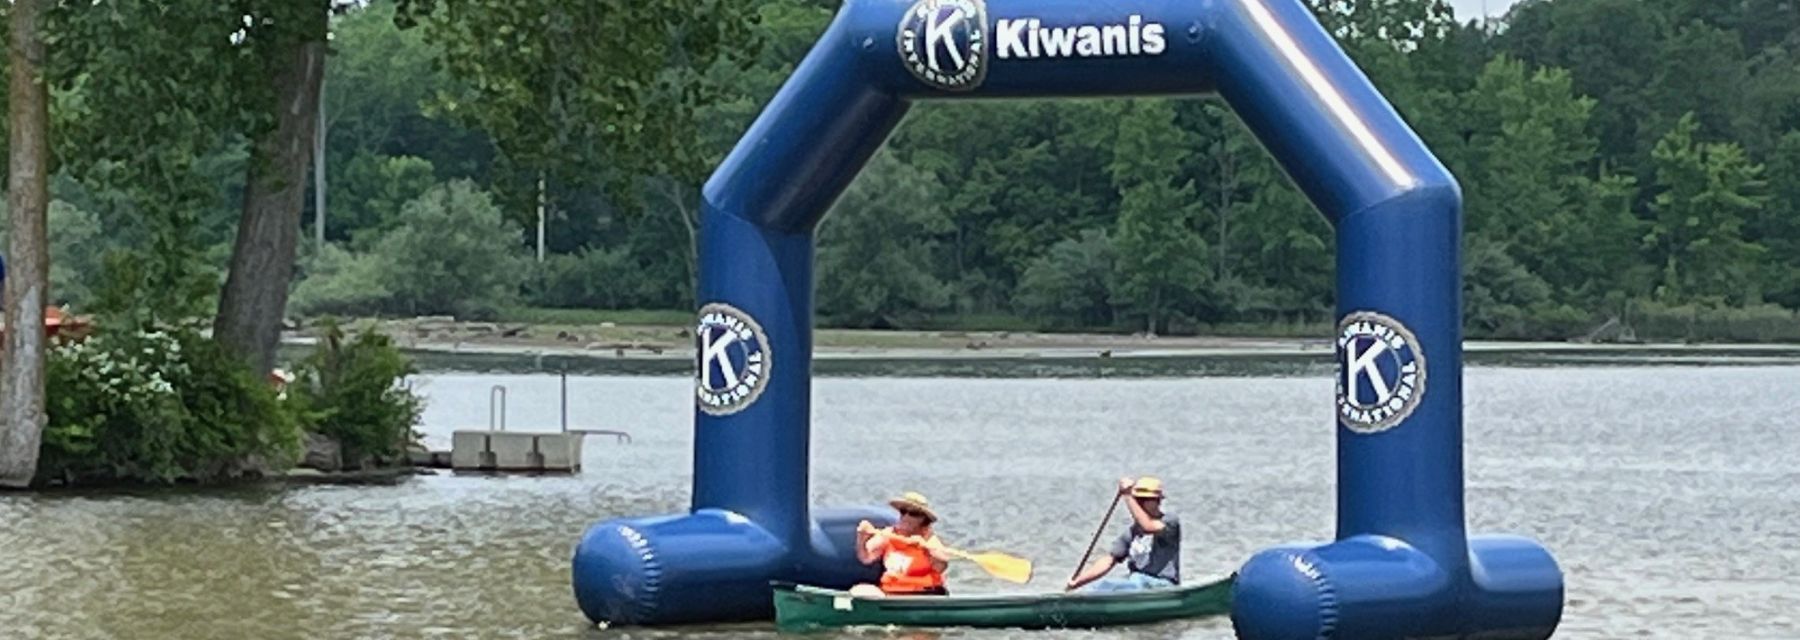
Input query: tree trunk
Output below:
<box><xmin>653</xmin><ymin>177</ymin><xmax>700</xmax><ymax>303</ymax></box>
<box><xmin>1217</xmin><ymin>155</ymin><xmax>1232</xmax><ymax>281</ymax></box>
<box><xmin>215</xmin><ymin>23</ymin><xmax>327</xmax><ymax>375</ymax></box>
<box><xmin>1</xmin><ymin>0</ymin><xmax>51</xmax><ymax>488</ymax></box>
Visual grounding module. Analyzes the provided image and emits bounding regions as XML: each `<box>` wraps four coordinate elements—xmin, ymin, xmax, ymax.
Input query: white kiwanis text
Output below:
<box><xmin>995</xmin><ymin>15</ymin><xmax>1167</xmax><ymax>60</ymax></box>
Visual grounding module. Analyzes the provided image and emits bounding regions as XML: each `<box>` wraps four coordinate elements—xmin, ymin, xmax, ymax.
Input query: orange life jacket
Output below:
<box><xmin>877</xmin><ymin>528</ymin><xmax>946</xmax><ymax>593</ymax></box>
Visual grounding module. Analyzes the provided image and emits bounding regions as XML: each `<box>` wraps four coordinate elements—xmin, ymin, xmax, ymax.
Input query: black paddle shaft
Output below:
<box><xmin>1069</xmin><ymin>492</ymin><xmax>1125</xmax><ymax>583</ymax></box>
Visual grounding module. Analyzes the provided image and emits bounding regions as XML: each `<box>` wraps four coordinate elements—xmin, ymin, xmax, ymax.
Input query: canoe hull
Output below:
<box><xmin>773</xmin><ymin>576</ymin><xmax>1233</xmax><ymax>631</ymax></box>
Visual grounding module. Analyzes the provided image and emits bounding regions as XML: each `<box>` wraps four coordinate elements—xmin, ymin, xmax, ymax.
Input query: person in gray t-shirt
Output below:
<box><xmin>1066</xmin><ymin>476</ymin><xmax>1181</xmax><ymax>592</ymax></box>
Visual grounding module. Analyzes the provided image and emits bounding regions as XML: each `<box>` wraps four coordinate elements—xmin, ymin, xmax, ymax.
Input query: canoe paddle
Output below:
<box><xmin>870</xmin><ymin>528</ymin><xmax>1035</xmax><ymax>584</ymax></box>
<box><xmin>1069</xmin><ymin>492</ymin><xmax>1124</xmax><ymax>584</ymax></box>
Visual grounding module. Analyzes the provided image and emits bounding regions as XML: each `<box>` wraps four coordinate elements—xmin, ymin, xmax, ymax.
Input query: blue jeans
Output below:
<box><xmin>1084</xmin><ymin>572</ymin><xmax>1177</xmax><ymax>592</ymax></box>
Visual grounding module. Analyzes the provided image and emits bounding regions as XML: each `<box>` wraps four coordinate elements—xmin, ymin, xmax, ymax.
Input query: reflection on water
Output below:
<box><xmin>4</xmin><ymin>360</ymin><xmax>1799</xmax><ymax>639</ymax></box>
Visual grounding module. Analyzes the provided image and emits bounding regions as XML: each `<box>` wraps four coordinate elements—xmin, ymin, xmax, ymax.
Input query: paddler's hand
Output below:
<box><xmin>857</xmin><ymin>520</ymin><xmax>876</xmax><ymax>535</ymax></box>
<box><xmin>1118</xmin><ymin>477</ymin><xmax>1135</xmax><ymax>495</ymax></box>
<box><xmin>1064</xmin><ymin>579</ymin><xmax>1079</xmax><ymax>591</ymax></box>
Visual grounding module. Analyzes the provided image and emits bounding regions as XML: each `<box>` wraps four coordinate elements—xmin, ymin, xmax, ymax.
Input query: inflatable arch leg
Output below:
<box><xmin>573</xmin><ymin>1</ymin><xmax>1563</xmax><ymax>637</ymax></box>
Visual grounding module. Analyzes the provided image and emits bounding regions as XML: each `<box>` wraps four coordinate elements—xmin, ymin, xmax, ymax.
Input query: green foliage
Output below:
<box><xmin>375</xmin><ymin>181</ymin><xmax>528</xmax><ymax>318</ymax></box>
<box><xmin>18</xmin><ymin>0</ymin><xmax>1800</xmax><ymax>344</ymax></box>
<box><xmin>42</xmin><ymin>0</ymin><xmax>322</xmax><ymax>325</ymax></box>
<box><xmin>1017</xmin><ymin>230</ymin><xmax>1118</xmax><ymax>328</ymax></box>
<box><xmin>327</xmin><ymin>1</ymin><xmax>491</xmax><ymax>178</ymax></box>
<box><xmin>1308</xmin><ymin>0</ymin><xmax>1457</xmax><ymax>51</ymax></box>
<box><xmin>293</xmin><ymin>181</ymin><xmax>527</xmax><ymax>320</ymax></box>
<box><xmin>496</xmin><ymin>307</ymin><xmax>694</xmax><ymax>327</ymax></box>
<box><xmin>39</xmin><ymin>327</ymin><xmax>302</xmax><ymax>485</ymax></box>
<box><xmin>1463</xmin><ymin>235</ymin><xmax>1556</xmax><ymax>335</ymax></box>
<box><xmin>1755</xmin><ymin>131</ymin><xmax>1800</xmax><ymax>307</ymax></box>
<box><xmin>523</xmin><ymin>248</ymin><xmax>654</xmax><ymax>310</ymax></box>
<box><xmin>290</xmin><ymin>245</ymin><xmax>394</xmax><ymax>317</ymax></box>
<box><xmin>1645</xmin><ymin>114</ymin><xmax>1768</xmax><ymax>305</ymax></box>
<box><xmin>1109</xmin><ymin>100</ymin><xmax>1207</xmax><ymax>335</ymax></box>
<box><xmin>0</xmin><ymin>199</ymin><xmax>107</xmax><ymax>307</ymax></box>
<box><xmin>816</xmin><ymin>152</ymin><xmax>954</xmax><ymax>328</ymax></box>
<box><xmin>394</xmin><ymin>0</ymin><xmax>760</xmax><ymax>215</ymax></box>
<box><xmin>288</xmin><ymin>322</ymin><xmax>423</xmax><ymax>466</ymax></box>
<box><xmin>332</xmin><ymin>153</ymin><xmax>441</xmax><ymax>245</ymax></box>
<box><xmin>1502</xmin><ymin>0</ymin><xmax>1668</xmax><ymax>162</ymax></box>
<box><xmin>1627</xmin><ymin>300</ymin><xmax>1800</xmax><ymax>343</ymax></box>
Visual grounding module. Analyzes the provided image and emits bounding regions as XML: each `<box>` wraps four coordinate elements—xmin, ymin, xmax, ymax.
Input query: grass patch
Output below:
<box><xmin>903</xmin><ymin>312</ymin><xmax>1048</xmax><ymax>333</ymax></box>
<box><xmin>496</xmin><ymin>307</ymin><xmax>692</xmax><ymax>326</ymax></box>
<box><xmin>1191</xmin><ymin>320</ymin><xmax>1334</xmax><ymax>339</ymax></box>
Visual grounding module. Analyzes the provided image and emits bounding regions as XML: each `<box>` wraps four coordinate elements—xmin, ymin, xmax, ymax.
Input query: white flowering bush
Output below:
<box><xmin>40</xmin><ymin>325</ymin><xmax>302</xmax><ymax>485</ymax></box>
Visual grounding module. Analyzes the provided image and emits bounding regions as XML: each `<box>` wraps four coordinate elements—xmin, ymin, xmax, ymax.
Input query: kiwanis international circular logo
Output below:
<box><xmin>898</xmin><ymin>0</ymin><xmax>988</xmax><ymax>91</ymax></box>
<box><xmin>1335</xmin><ymin>311</ymin><xmax>1427</xmax><ymax>434</ymax></box>
<box><xmin>694</xmin><ymin>303</ymin><xmax>771</xmax><ymax>416</ymax></box>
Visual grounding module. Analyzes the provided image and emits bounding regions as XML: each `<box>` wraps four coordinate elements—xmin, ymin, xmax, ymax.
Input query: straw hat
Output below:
<box><xmin>1130</xmin><ymin>477</ymin><xmax>1165</xmax><ymax>499</ymax></box>
<box><xmin>887</xmin><ymin>491</ymin><xmax>938</xmax><ymax>523</ymax></box>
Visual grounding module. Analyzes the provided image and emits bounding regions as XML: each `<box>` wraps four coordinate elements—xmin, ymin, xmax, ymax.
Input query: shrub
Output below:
<box><xmin>1016</xmin><ymin>229</ymin><xmax>1117</xmax><ymax>328</ymax></box>
<box><xmin>523</xmin><ymin>248</ymin><xmax>652</xmax><ymax>310</ymax></box>
<box><xmin>288</xmin><ymin>180</ymin><xmax>528</xmax><ymax>320</ymax></box>
<box><xmin>373</xmin><ymin>181</ymin><xmax>527</xmax><ymax>319</ymax></box>
<box><xmin>290</xmin><ymin>244</ymin><xmax>393</xmax><ymax>317</ymax></box>
<box><xmin>288</xmin><ymin>322</ymin><xmax>423</xmax><ymax>466</ymax></box>
<box><xmin>39</xmin><ymin>326</ymin><xmax>302</xmax><ymax>485</ymax></box>
<box><xmin>1628</xmin><ymin>301</ymin><xmax>1800</xmax><ymax>343</ymax></box>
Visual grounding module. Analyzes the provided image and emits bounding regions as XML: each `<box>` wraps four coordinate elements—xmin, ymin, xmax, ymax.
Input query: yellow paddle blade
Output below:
<box><xmin>963</xmin><ymin>551</ymin><xmax>1034</xmax><ymax>584</ymax></box>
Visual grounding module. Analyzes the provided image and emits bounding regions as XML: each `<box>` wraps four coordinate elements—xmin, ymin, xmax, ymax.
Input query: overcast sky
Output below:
<box><xmin>1448</xmin><ymin>0</ymin><xmax>1524</xmax><ymax>20</ymax></box>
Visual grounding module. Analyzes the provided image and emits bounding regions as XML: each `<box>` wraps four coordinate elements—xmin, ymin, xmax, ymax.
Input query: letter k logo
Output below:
<box><xmin>701</xmin><ymin>328</ymin><xmax>740</xmax><ymax>390</ymax></box>
<box><xmin>1344</xmin><ymin>338</ymin><xmax>1390</xmax><ymax>406</ymax></box>
<box><xmin>924</xmin><ymin>6</ymin><xmax>966</xmax><ymax>73</ymax></box>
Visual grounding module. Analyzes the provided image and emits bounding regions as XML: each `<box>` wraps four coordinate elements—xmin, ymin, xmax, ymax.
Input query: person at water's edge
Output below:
<box><xmin>1066</xmin><ymin>476</ymin><xmax>1180</xmax><ymax>591</ymax></box>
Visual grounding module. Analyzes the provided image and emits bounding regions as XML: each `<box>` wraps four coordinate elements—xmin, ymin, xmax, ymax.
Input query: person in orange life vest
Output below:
<box><xmin>855</xmin><ymin>491</ymin><xmax>953</xmax><ymax>596</ymax></box>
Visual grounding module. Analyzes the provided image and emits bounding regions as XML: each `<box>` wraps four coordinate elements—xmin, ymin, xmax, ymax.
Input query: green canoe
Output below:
<box><xmin>772</xmin><ymin>575</ymin><xmax>1234</xmax><ymax>632</ymax></box>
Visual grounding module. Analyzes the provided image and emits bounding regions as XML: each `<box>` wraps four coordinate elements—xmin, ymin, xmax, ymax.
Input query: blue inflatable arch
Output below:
<box><xmin>574</xmin><ymin>0</ymin><xmax>1564</xmax><ymax>638</ymax></box>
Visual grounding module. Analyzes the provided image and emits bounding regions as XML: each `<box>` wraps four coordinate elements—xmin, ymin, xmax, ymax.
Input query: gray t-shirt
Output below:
<box><xmin>1107</xmin><ymin>514</ymin><xmax>1180</xmax><ymax>583</ymax></box>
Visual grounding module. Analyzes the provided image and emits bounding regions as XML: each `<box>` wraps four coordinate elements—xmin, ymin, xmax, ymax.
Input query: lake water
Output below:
<box><xmin>3</xmin><ymin>356</ymin><xmax>1798</xmax><ymax>639</ymax></box>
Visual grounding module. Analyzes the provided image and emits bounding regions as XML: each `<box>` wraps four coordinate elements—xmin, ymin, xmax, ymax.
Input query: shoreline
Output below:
<box><xmin>280</xmin><ymin>318</ymin><xmax>1800</xmax><ymax>362</ymax></box>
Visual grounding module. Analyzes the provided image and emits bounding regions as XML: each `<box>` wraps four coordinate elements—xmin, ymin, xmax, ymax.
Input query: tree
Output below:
<box><xmin>0</xmin><ymin>200</ymin><xmax>106</xmax><ymax>307</ymax></box>
<box><xmin>1645</xmin><ymin>113</ymin><xmax>1768</xmax><ymax>305</ymax></box>
<box><xmin>1500</xmin><ymin>0</ymin><xmax>1667</xmax><ymax>162</ymax></box>
<box><xmin>1463</xmin><ymin>234</ymin><xmax>1556</xmax><ymax>336</ymax></box>
<box><xmin>1224</xmin><ymin>165</ymin><xmax>1334</xmax><ymax>322</ymax></box>
<box><xmin>293</xmin><ymin>180</ymin><xmax>527</xmax><ymax>318</ymax></box>
<box><xmin>370</xmin><ymin>180</ymin><xmax>528</xmax><ymax>318</ymax></box>
<box><xmin>394</xmin><ymin>0</ymin><xmax>759</xmax><ymax>222</ymax></box>
<box><xmin>1752</xmin><ymin>130</ymin><xmax>1800</xmax><ymax>307</ymax></box>
<box><xmin>331</xmin><ymin>153</ymin><xmax>438</xmax><ymax>244</ymax></box>
<box><xmin>816</xmin><ymin>152</ymin><xmax>953</xmax><ymax>328</ymax></box>
<box><xmin>46</xmin><ymin>0</ymin><xmax>271</xmax><ymax>324</ymax></box>
<box><xmin>1563</xmin><ymin>172</ymin><xmax>1650</xmax><ymax>304</ymax></box>
<box><xmin>1016</xmin><ymin>230</ymin><xmax>1117</xmax><ymax>328</ymax></box>
<box><xmin>891</xmin><ymin>100</ymin><xmax>1119</xmax><ymax>312</ymax></box>
<box><xmin>1308</xmin><ymin>0</ymin><xmax>1457</xmax><ymax>51</ymax></box>
<box><xmin>1459</xmin><ymin>56</ymin><xmax>1604</xmax><ymax>302</ymax></box>
<box><xmin>325</xmin><ymin>0</ymin><xmax>490</xmax><ymax>182</ymax></box>
<box><xmin>1</xmin><ymin>0</ymin><xmax>51</xmax><ymax>488</ymax></box>
<box><xmin>215</xmin><ymin>1</ymin><xmax>331</xmax><ymax>376</ymax></box>
<box><xmin>1645</xmin><ymin>21</ymin><xmax>1749</xmax><ymax>148</ymax></box>
<box><xmin>1108</xmin><ymin>100</ymin><xmax>1206</xmax><ymax>335</ymax></box>
<box><xmin>1736</xmin><ymin>45</ymin><xmax>1800</xmax><ymax>158</ymax></box>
